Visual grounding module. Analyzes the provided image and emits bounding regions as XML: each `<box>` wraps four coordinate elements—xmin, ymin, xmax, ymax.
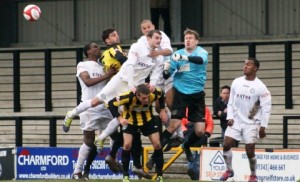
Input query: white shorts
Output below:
<box><xmin>96</xmin><ymin>74</ymin><xmax>130</xmax><ymax>104</ymax></box>
<box><xmin>224</xmin><ymin>122</ymin><xmax>260</xmax><ymax>144</ymax></box>
<box><xmin>79</xmin><ymin>104</ymin><xmax>113</xmax><ymax>131</ymax></box>
<box><xmin>156</xmin><ymin>75</ymin><xmax>173</xmax><ymax>93</ymax></box>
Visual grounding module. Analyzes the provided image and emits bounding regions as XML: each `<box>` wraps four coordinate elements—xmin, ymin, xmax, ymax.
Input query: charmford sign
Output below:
<box><xmin>16</xmin><ymin>147</ymin><xmax>137</xmax><ymax>180</ymax></box>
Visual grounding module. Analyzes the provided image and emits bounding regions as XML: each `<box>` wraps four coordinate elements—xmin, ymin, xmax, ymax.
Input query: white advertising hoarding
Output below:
<box><xmin>200</xmin><ymin>147</ymin><xmax>299</xmax><ymax>182</ymax></box>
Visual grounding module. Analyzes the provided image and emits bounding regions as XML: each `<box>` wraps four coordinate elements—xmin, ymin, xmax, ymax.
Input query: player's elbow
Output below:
<box><xmin>85</xmin><ymin>81</ymin><xmax>95</xmax><ymax>87</ymax></box>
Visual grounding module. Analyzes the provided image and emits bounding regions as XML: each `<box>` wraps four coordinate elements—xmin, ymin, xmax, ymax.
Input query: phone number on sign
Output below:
<box><xmin>257</xmin><ymin>164</ymin><xmax>286</xmax><ymax>171</ymax></box>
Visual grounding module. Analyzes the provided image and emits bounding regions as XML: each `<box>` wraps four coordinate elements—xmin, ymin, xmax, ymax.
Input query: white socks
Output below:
<box><xmin>223</xmin><ymin>150</ymin><xmax>233</xmax><ymax>171</ymax></box>
<box><xmin>96</xmin><ymin>118</ymin><xmax>119</xmax><ymax>141</ymax></box>
<box><xmin>74</xmin><ymin>143</ymin><xmax>90</xmax><ymax>174</ymax></box>
<box><xmin>70</xmin><ymin>99</ymin><xmax>93</xmax><ymax>118</ymax></box>
<box><xmin>249</xmin><ymin>157</ymin><xmax>257</xmax><ymax>175</ymax></box>
<box><xmin>223</xmin><ymin>151</ymin><xmax>256</xmax><ymax>175</ymax></box>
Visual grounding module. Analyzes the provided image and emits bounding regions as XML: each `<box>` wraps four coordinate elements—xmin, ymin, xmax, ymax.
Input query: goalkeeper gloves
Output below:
<box><xmin>172</xmin><ymin>53</ymin><xmax>188</xmax><ymax>61</ymax></box>
<box><xmin>163</xmin><ymin>61</ymin><xmax>171</xmax><ymax>74</ymax></box>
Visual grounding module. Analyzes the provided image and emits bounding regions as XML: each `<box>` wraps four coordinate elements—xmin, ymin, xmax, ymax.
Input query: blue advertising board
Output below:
<box><xmin>16</xmin><ymin>147</ymin><xmax>138</xmax><ymax>180</ymax></box>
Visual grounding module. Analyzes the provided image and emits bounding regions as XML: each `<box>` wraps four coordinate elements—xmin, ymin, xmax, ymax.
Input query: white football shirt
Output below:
<box><xmin>76</xmin><ymin>60</ymin><xmax>108</xmax><ymax>101</ymax></box>
<box><xmin>118</xmin><ymin>39</ymin><xmax>164</xmax><ymax>88</ymax></box>
<box><xmin>227</xmin><ymin>76</ymin><xmax>272</xmax><ymax>128</ymax></box>
<box><xmin>137</xmin><ymin>30</ymin><xmax>173</xmax><ymax>53</ymax></box>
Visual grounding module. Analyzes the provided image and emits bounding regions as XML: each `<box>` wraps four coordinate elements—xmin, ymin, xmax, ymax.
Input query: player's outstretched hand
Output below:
<box><xmin>172</xmin><ymin>53</ymin><xmax>188</xmax><ymax>61</ymax></box>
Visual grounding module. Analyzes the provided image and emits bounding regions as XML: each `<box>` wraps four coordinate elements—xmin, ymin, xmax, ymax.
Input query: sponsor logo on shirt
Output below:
<box><xmin>137</xmin><ymin>61</ymin><xmax>151</xmax><ymax>68</ymax></box>
<box><xmin>92</xmin><ymin>73</ymin><xmax>103</xmax><ymax>77</ymax></box>
<box><xmin>236</xmin><ymin>94</ymin><xmax>251</xmax><ymax>101</ymax></box>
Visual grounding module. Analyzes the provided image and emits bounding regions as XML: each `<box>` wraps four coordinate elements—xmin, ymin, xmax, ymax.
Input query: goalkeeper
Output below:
<box><xmin>147</xmin><ymin>28</ymin><xmax>209</xmax><ymax>169</ymax></box>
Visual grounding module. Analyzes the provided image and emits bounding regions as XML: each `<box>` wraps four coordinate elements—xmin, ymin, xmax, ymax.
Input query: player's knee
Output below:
<box><xmin>153</xmin><ymin>143</ymin><xmax>161</xmax><ymax>150</ymax></box>
<box><xmin>222</xmin><ymin>140</ymin><xmax>232</xmax><ymax>151</ymax></box>
<box><xmin>246</xmin><ymin>151</ymin><xmax>255</xmax><ymax>158</ymax></box>
<box><xmin>167</xmin><ymin>126</ymin><xmax>176</xmax><ymax>134</ymax></box>
<box><xmin>84</xmin><ymin>140</ymin><xmax>95</xmax><ymax>148</ymax></box>
<box><xmin>195</xmin><ymin>130</ymin><xmax>205</xmax><ymax>137</ymax></box>
<box><xmin>246</xmin><ymin>148</ymin><xmax>255</xmax><ymax>158</ymax></box>
<box><xmin>83</xmin><ymin>132</ymin><xmax>96</xmax><ymax>147</ymax></box>
<box><xmin>168</xmin><ymin>120</ymin><xmax>181</xmax><ymax>133</ymax></box>
<box><xmin>223</xmin><ymin>145</ymin><xmax>231</xmax><ymax>152</ymax></box>
<box><xmin>123</xmin><ymin>143</ymin><xmax>132</xmax><ymax>151</ymax></box>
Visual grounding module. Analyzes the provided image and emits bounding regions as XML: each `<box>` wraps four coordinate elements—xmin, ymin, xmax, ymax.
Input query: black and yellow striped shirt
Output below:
<box><xmin>100</xmin><ymin>44</ymin><xmax>127</xmax><ymax>72</ymax></box>
<box><xmin>108</xmin><ymin>88</ymin><xmax>165</xmax><ymax>126</ymax></box>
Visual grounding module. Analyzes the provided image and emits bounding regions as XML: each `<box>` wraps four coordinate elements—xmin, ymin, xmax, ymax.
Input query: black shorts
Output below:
<box><xmin>171</xmin><ymin>88</ymin><xmax>206</xmax><ymax>122</ymax></box>
<box><xmin>123</xmin><ymin>119</ymin><xmax>159</xmax><ymax>136</ymax></box>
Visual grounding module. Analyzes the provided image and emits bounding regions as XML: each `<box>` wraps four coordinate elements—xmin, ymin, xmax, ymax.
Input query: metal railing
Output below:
<box><xmin>0</xmin><ymin>116</ymin><xmax>75</xmax><ymax>147</ymax></box>
<box><xmin>283</xmin><ymin>115</ymin><xmax>300</xmax><ymax>148</ymax></box>
<box><xmin>0</xmin><ymin>40</ymin><xmax>299</xmax><ymax>112</ymax></box>
<box><xmin>0</xmin><ymin>115</ymin><xmax>298</xmax><ymax>148</ymax></box>
<box><xmin>1</xmin><ymin>41</ymin><xmax>300</xmax><ymax>148</ymax></box>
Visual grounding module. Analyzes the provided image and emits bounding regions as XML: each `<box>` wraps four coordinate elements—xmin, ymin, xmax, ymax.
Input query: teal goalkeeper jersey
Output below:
<box><xmin>169</xmin><ymin>46</ymin><xmax>208</xmax><ymax>94</ymax></box>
